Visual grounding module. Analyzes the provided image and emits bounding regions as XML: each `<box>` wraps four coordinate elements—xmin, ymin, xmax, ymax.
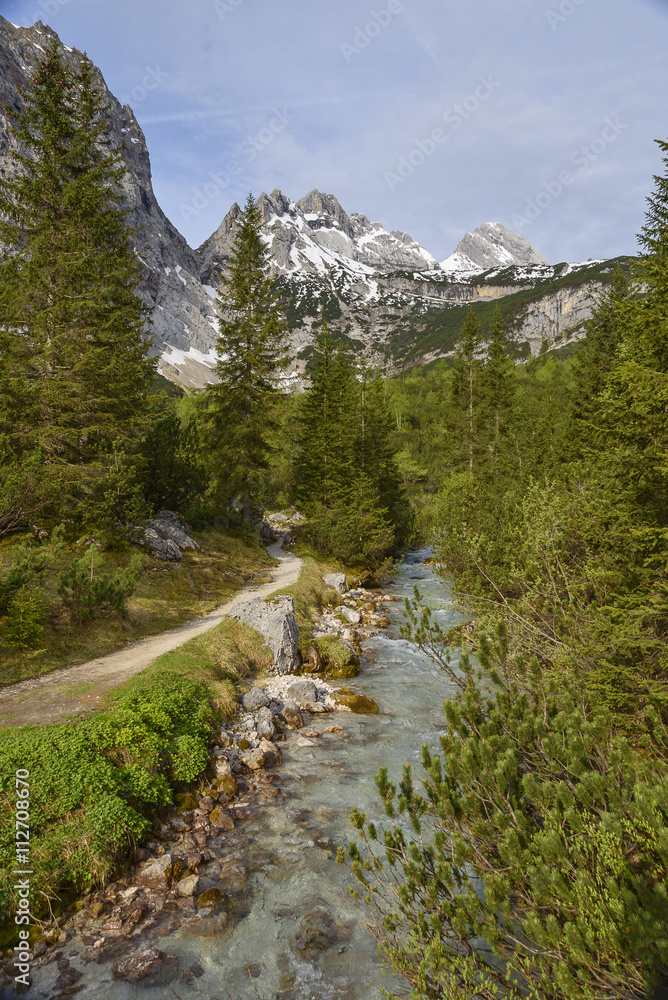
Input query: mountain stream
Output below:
<box><xmin>28</xmin><ymin>549</ymin><xmax>462</xmax><ymax>1000</ymax></box>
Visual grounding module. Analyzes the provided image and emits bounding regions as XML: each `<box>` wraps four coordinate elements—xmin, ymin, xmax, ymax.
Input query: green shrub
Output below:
<box><xmin>0</xmin><ymin>671</ymin><xmax>216</xmax><ymax>929</ymax></box>
<box><xmin>57</xmin><ymin>548</ymin><xmax>142</xmax><ymax>621</ymax></box>
<box><xmin>343</xmin><ymin>611</ymin><xmax>668</xmax><ymax>1000</ymax></box>
<box><xmin>0</xmin><ymin>526</ymin><xmax>64</xmax><ymax>614</ymax></box>
<box><xmin>1</xmin><ymin>585</ymin><xmax>46</xmax><ymax>649</ymax></box>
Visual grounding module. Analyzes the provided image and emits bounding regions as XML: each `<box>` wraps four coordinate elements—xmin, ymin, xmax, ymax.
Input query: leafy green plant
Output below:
<box><xmin>0</xmin><ymin>671</ymin><xmax>216</xmax><ymax>929</ymax></box>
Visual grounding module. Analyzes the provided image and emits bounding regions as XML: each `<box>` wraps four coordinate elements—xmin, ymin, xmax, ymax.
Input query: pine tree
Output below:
<box><xmin>203</xmin><ymin>193</ymin><xmax>288</xmax><ymax>524</ymax></box>
<box><xmin>356</xmin><ymin>366</ymin><xmax>407</xmax><ymax>538</ymax></box>
<box><xmin>479</xmin><ymin>304</ymin><xmax>516</xmax><ymax>477</ymax></box>
<box><xmin>636</xmin><ymin>137</ymin><xmax>668</xmax><ymax>371</ymax></box>
<box><xmin>592</xmin><ymin>139</ymin><xmax>668</xmax><ymax>525</ymax></box>
<box><xmin>451</xmin><ymin>307</ymin><xmax>483</xmax><ymax>473</ymax></box>
<box><xmin>569</xmin><ymin>266</ymin><xmax>633</xmax><ymax>450</ymax></box>
<box><xmin>292</xmin><ymin>321</ymin><xmax>355</xmax><ymax>510</ymax></box>
<box><xmin>0</xmin><ymin>40</ymin><xmax>154</xmax><ymax>484</ymax></box>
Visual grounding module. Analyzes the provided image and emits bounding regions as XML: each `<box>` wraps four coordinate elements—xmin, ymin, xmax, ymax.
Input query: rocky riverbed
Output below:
<box><xmin>3</xmin><ymin>567</ymin><xmax>416</xmax><ymax>998</ymax></box>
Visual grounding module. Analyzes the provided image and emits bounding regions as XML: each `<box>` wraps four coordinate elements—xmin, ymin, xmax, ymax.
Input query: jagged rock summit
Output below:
<box><xmin>0</xmin><ymin>15</ymin><xmax>623</xmax><ymax>386</ymax></box>
<box><xmin>198</xmin><ymin>186</ymin><xmax>439</xmax><ymax>287</ymax></box>
<box><xmin>441</xmin><ymin>222</ymin><xmax>550</xmax><ymax>274</ymax></box>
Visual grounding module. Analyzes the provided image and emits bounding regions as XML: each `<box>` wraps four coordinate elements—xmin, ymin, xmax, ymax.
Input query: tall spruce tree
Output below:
<box><xmin>0</xmin><ymin>40</ymin><xmax>153</xmax><ymax>489</ymax></box>
<box><xmin>636</xmin><ymin>137</ymin><xmax>668</xmax><ymax>370</ymax></box>
<box><xmin>203</xmin><ymin>192</ymin><xmax>287</xmax><ymax>524</ymax></box>
<box><xmin>292</xmin><ymin>321</ymin><xmax>355</xmax><ymax>510</ymax></box>
<box><xmin>569</xmin><ymin>266</ymin><xmax>632</xmax><ymax>452</ymax></box>
<box><xmin>451</xmin><ymin>307</ymin><xmax>483</xmax><ymax>473</ymax></box>
<box><xmin>479</xmin><ymin>305</ymin><xmax>515</xmax><ymax>477</ymax></box>
<box><xmin>356</xmin><ymin>366</ymin><xmax>407</xmax><ymax>536</ymax></box>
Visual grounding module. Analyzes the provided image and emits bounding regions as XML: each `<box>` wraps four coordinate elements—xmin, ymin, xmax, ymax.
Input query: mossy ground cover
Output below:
<box><xmin>0</xmin><ymin>616</ymin><xmax>272</xmax><ymax>943</ymax></box>
<box><xmin>0</xmin><ymin>527</ymin><xmax>275</xmax><ymax>686</ymax></box>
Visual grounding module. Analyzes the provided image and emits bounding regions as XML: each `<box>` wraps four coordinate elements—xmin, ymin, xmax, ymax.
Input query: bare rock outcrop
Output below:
<box><xmin>129</xmin><ymin>510</ymin><xmax>199</xmax><ymax>561</ymax></box>
<box><xmin>229</xmin><ymin>595</ymin><xmax>300</xmax><ymax>674</ymax></box>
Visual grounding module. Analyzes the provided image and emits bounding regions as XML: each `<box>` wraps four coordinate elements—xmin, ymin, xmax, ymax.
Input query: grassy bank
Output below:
<box><xmin>0</xmin><ymin>540</ymin><xmax>352</xmax><ymax>945</ymax></box>
<box><xmin>0</xmin><ymin>615</ymin><xmax>273</xmax><ymax>942</ymax></box>
<box><xmin>278</xmin><ymin>536</ymin><xmax>350</xmax><ymax>633</ymax></box>
<box><xmin>0</xmin><ymin>527</ymin><xmax>276</xmax><ymax>686</ymax></box>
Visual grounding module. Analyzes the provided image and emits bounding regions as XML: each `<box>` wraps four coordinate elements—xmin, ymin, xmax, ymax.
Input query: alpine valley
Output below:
<box><xmin>0</xmin><ymin>16</ymin><xmax>633</xmax><ymax>390</ymax></box>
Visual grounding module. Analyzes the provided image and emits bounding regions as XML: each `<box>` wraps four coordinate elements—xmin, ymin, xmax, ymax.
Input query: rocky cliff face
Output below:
<box><xmin>0</xmin><ymin>15</ymin><xmax>624</xmax><ymax>388</ymax></box>
<box><xmin>0</xmin><ymin>15</ymin><xmax>220</xmax><ymax>389</ymax></box>
<box><xmin>511</xmin><ymin>280</ymin><xmax>606</xmax><ymax>356</ymax></box>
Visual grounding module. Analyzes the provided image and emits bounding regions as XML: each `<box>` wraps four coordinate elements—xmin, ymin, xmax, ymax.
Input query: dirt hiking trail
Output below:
<box><xmin>0</xmin><ymin>538</ymin><xmax>302</xmax><ymax>730</ymax></box>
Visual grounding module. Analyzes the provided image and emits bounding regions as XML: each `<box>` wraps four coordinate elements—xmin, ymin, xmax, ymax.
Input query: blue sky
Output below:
<box><xmin>2</xmin><ymin>0</ymin><xmax>668</xmax><ymax>263</ymax></box>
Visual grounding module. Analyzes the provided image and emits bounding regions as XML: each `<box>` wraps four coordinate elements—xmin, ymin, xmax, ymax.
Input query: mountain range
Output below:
<box><xmin>0</xmin><ymin>16</ymin><xmax>631</xmax><ymax>390</ymax></box>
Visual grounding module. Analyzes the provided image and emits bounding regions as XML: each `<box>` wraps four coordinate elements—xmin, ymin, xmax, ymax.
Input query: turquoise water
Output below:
<box><xmin>28</xmin><ymin>550</ymin><xmax>461</xmax><ymax>1000</ymax></box>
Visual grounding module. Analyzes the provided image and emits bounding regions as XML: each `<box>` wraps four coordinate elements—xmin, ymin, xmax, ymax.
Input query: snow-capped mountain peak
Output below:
<box><xmin>198</xmin><ymin>188</ymin><xmax>438</xmax><ymax>284</ymax></box>
<box><xmin>441</xmin><ymin>221</ymin><xmax>549</xmax><ymax>275</ymax></box>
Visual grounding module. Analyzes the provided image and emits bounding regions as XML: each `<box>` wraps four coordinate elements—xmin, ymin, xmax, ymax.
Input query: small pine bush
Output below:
<box><xmin>1</xmin><ymin>585</ymin><xmax>45</xmax><ymax>649</ymax></box>
<box><xmin>57</xmin><ymin>549</ymin><xmax>143</xmax><ymax>621</ymax></box>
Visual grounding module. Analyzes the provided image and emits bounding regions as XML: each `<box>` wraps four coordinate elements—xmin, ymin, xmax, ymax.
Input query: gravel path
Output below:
<box><xmin>0</xmin><ymin>538</ymin><xmax>302</xmax><ymax>730</ymax></box>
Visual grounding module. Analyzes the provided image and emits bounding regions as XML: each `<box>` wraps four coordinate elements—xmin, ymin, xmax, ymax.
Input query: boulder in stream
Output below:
<box><xmin>112</xmin><ymin>948</ymin><xmax>180</xmax><ymax>987</ymax></box>
<box><xmin>331</xmin><ymin>687</ymin><xmax>379</xmax><ymax>714</ymax></box>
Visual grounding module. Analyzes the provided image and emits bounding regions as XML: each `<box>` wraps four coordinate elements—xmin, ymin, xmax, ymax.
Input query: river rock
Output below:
<box><xmin>290</xmin><ymin>905</ymin><xmax>340</xmax><ymax>957</ymax></box>
<box><xmin>341</xmin><ymin>606</ymin><xmax>361</xmax><ymax>625</ymax></box>
<box><xmin>257</xmin><ymin>718</ymin><xmax>275</xmax><ymax>739</ymax></box>
<box><xmin>285</xmin><ymin>678</ymin><xmax>317</xmax><ymax>704</ymax></box>
<box><xmin>112</xmin><ymin>948</ymin><xmax>180</xmax><ymax>986</ymax></box>
<box><xmin>331</xmin><ymin>688</ymin><xmax>379</xmax><ymax>714</ymax></box>
<box><xmin>54</xmin><ymin>958</ymin><xmax>82</xmax><ymax>990</ymax></box>
<box><xmin>241</xmin><ymin>747</ymin><xmax>266</xmax><ymax>771</ymax></box>
<box><xmin>212</xmin><ymin>757</ymin><xmax>235</xmax><ymax>781</ymax></box>
<box><xmin>278</xmin><ymin>701</ymin><xmax>304</xmax><ymax>729</ymax></box>
<box><xmin>195</xmin><ymin>887</ymin><xmax>225</xmax><ymax>912</ymax></box>
<box><xmin>135</xmin><ymin>863</ymin><xmax>170</xmax><ymax>891</ymax></box>
<box><xmin>242</xmin><ymin>687</ymin><xmax>270</xmax><ymax>711</ymax></box>
<box><xmin>209</xmin><ymin>806</ymin><xmax>235</xmax><ymax>831</ymax></box>
<box><xmin>230</xmin><ymin>595</ymin><xmax>300</xmax><ymax>674</ymax></box>
<box><xmin>259</xmin><ymin>739</ymin><xmax>282</xmax><ymax>766</ymax></box>
<box><xmin>176</xmin><ymin>875</ymin><xmax>201</xmax><ymax>897</ymax></box>
<box><xmin>323</xmin><ymin>572</ymin><xmax>347</xmax><ymax>594</ymax></box>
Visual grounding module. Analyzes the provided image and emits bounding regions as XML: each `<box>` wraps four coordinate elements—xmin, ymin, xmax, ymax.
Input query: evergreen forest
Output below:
<box><xmin>0</xmin><ymin>40</ymin><xmax>667</xmax><ymax>1000</ymax></box>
